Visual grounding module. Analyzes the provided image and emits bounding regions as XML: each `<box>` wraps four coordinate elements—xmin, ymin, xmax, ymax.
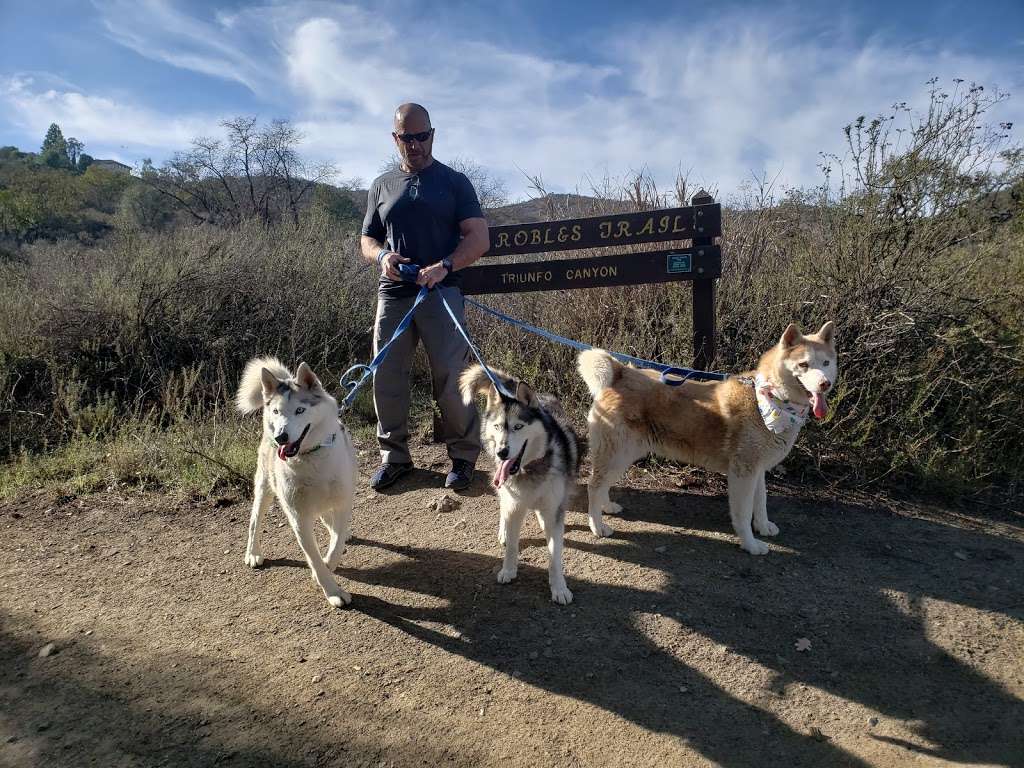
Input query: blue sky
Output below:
<box><xmin>2</xmin><ymin>0</ymin><xmax>1022</xmax><ymax>200</ymax></box>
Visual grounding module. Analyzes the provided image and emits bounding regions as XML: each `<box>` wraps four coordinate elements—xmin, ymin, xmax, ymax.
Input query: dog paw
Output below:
<box><xmin>550</xmin><ymin>584</ymin><xmax>574</xmax><ymax>605</ymax></box>
<box><xmin>755</xmin><ymin>520</ymin><xmax>779</xmax><ymax>537</ymax></box>
<box><xmin>325</xmin><ymin>588</ymin><xmax>352</xmax><ymax>608</ymax></box>
<box><xmin>741</xmin><ymin>538</ymin><xmax>770</xmax><ymax>556</ymax></box>
<box><xmin>496</xmin><ymin>567</ymin><xmax>518</xmax><ymax>584</ymax></box>
<box><xmin>606</xmin><ymin>502</ymin><xmax>623</xmax><ymax>515</ymax></box>
<box><xmin>589</xmin><ymin>519</ymin><xmax>614</xmax><ymax>538</ymax></box>
<box><xmin>244</xmin><ymin>552</ymin><xmax>264</xmax><ymax>568</ymax></box>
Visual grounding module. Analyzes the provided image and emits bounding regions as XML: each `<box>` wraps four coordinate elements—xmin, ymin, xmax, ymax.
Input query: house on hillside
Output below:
<box><xmin>92</xmin><ymin>159</ymin><xmax>132</xmax><ymax>175</ymax></box>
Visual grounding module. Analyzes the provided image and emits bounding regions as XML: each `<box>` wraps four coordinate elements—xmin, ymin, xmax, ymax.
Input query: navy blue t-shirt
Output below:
<box><xmin>361</xmin><ymin>160</ymin><xmax>483</xmax><ymax>298</ymax></box>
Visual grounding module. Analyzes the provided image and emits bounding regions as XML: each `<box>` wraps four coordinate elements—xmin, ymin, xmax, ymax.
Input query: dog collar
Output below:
<box><xmin>754</xmin><ymin>373</ymin><xmax>808</xmax><ymax>434</ymax></box>
<box><xmin>302</xmin><ymin>432</ymin><xmax>337</xmax><ymax>456</ymax></box>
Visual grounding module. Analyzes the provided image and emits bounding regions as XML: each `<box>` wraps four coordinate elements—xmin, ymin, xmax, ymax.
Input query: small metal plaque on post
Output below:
<box><xmin>666</xmin><ymin>252</ymin><xmax>692</xmax><ymax>274</ymax></box>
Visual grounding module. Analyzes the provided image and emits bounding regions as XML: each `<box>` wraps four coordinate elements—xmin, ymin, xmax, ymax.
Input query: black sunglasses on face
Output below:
<box><xmin>395</xmin><ymin>129</ymin><xmax>433</xmax><ymax>144</ymax></box>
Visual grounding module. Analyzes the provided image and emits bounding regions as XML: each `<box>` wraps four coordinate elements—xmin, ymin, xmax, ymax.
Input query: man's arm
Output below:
<box><xmin>450</xmin><ymin>217</ymin><xmax>489</xmax><ymax>270</ymax></box>
<box><xmin>360</xmin><ymin>235</ymin><xmax>410</xmax><ymax>282</ymax></box>
<box><xmin>360</xmin><ymin>234</ymin><xmax>385</xmax><ymax>266</ymax></box>
<box><xmin>416</xmin><ymin>217</ymin><xmax>489</xmax><ymax>288</ymax></box>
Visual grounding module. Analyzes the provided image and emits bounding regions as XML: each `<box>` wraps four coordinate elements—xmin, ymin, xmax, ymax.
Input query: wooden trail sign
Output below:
<box><xmin>461</xmin><ymin>191</ymin><xmax>721</xmax><ymax>369</ymax></box>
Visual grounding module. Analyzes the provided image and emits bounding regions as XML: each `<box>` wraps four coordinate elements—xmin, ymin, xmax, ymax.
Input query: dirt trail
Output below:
<box><xmin>2</xmin><ymin>442</ymin><xmax>1022</xmax><ymax>767</ymax></box>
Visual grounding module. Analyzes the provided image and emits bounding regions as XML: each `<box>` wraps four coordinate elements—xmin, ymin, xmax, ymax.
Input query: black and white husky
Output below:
<box><xmin>460</xmin><ymin>365</ymin><xmax>582</xmax><ymax>604</ymax></box>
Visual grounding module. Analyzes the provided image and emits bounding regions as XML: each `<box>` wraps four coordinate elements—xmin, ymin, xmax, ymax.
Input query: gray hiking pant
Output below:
<box><xmin>372</xmin><ymin>286</ymin><xmax>480</xmax><ymax>466</ymax></box>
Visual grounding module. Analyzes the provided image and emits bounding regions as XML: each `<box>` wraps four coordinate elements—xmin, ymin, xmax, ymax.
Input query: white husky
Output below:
<box><xmin>235</xmin><ymin>357</ymin><xmax>357</xmax><ymax>607</ymax></box>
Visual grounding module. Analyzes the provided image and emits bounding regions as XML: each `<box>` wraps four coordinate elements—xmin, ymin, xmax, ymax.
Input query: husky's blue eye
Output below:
<box><xmin>823</xmin><ymin>361</ymin><xmax>830</xmax><ymax>367</ymax></box>
<box><xmin>513</xmin><ymin>423</ymin><xmax>524</xmax><ymax>431</ymax></box>
<box><xmin>295</xmin><ymin>407</ymin><xmax>306</xmax><ymax>415</ymax></box>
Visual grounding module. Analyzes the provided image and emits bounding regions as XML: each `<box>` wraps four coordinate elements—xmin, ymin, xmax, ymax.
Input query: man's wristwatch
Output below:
<box><xmin>377</xmin><ymin>247</ymin><xmax>390</xmax><ymax>266</ymax></box>
<box><xmin>441</xmin><ymin>256</ymin><xmax>453</xmax><ymax>273</ymax></box>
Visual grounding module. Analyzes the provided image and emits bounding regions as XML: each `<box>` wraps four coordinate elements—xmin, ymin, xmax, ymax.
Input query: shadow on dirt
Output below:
<box><xmin>0</xmin><ymin>627</ymin><xmax>458</xmax><ymax>767</ymax></box>
<box><xmin>334</xmin><ymin>486</ymin><xmax>1024</xmax><ymax>768</ymax></box>
<box><xmin>371</xmin><ymin>466</ymin><xmax>491</xmax><ymax>499</ymax></box>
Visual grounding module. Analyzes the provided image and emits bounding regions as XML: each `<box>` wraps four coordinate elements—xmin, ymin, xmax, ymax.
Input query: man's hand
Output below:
<box><xmin>416</xmin><ymin>261</ymin><xmax>450</xmax><ymax>289</ymax></box>
<box><xmin>380</xmin><ymin>251</ymin><xmax>412</xmax><ymax>281</ymax></box>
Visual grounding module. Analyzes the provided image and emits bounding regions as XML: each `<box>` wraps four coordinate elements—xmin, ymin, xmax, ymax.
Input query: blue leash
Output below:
<box><xmin>462</xmin><ymin>296</ymin><xmax>728</xmax><ymax>384</ymax></box>
<box><xmin>338</xmin><ymin>264</ymin><xmax>514</xmax><ymax>410</ymax></box>
<box><xmin>339</xmin><ymin>283</ymin><xmax>430</xmax><ymax>411</ymax></box>
<box><xmin>339</xmin><ymin>261</ymin><xmax>726</xmax><ymax>411</ymax></box>
<box><xmin>437</xmin><ymin>291</ymin><xmax>517</xmax><ymax>399</ymax></box>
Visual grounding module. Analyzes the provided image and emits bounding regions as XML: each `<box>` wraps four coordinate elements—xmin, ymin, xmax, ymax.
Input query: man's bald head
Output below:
<box><xmin>394</xmin><ymin>103</ymin><xmax>430</xmax><ymax>130</ymax></box>
<box><xmin>392</xmin><ymin>103</ymin><xmax>434</xmax><ymax>172</ymax></box>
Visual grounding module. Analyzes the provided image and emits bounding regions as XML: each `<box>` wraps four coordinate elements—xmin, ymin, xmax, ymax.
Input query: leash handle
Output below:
<box><xmin>397</xmin><ymin>262</ymin><xmax>421</xmax><ymax>281</ymax></box>
<box><xmin>339</xmin><ymin>285</ymin><xmax>430</xmax><ymax>411</ymax></box>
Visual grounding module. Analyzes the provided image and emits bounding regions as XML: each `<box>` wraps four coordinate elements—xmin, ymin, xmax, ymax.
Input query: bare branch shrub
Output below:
<box><xmin>143</xmin><ymin>117</ymin><xmax>337</xmax><ymax>229</ymax></box>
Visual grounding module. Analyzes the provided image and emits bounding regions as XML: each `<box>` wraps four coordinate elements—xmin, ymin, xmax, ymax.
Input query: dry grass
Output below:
<box><xmin>1</xmin><ymin>82</ymin><xmax>1021</xmax><ymax>501</ymax></box>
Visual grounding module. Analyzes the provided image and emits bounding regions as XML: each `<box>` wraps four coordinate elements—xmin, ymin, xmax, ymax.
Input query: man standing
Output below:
<box><xmin>360</xmin><ymin>103</ymin><xmax>489</xmax><ymax>491</ymax></box>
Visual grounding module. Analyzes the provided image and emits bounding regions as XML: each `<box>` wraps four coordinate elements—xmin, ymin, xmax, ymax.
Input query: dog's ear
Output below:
<box><xmin>815</xmin><ymin>321</ymin><xmax>836</xmax><ymax>347</ymax></box>
<box><xmin>515</xmin><ymin>380</ymin><xmax>539</xmax><ymax>408</ymax></box>
<box><xmin>260</xmin><ymin>367</ymin><xmax>281</xmax><ymax>399</ymax></box>
<box><xmin>779</xmin><ymin>323</ymin><xmax>801</xmax><ymax>349</ymax></box>
<box><xmin>295</xmin><ymin>361</ymin><xmax>322</xmax><ymax>391</ymax></box>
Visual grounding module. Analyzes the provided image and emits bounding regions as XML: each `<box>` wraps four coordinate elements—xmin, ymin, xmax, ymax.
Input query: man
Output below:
<box><xmin>360</xmin><ymin>103</ymin><xmax>490</xmax><ymax>491</ymax></box>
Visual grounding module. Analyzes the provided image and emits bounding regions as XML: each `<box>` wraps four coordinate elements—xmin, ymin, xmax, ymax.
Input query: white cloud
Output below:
<box><xmin>95</xmin><ymin>0</ymin><xmax>278</xmax><ymax>94</ymax></box>
<box><xmin>284</xmin><ymin>15</ymin><xmax>423</xmax><ymax>115</ymax></box>
<box><xmin>7</xmin><ymin>2</ymin><xmax>1020</xmax><ymax>198</ymax></box>
<box><xmin>0</xmin><ymin>74</ymin><xmax>221</xmax><ymax>163</ymax></box>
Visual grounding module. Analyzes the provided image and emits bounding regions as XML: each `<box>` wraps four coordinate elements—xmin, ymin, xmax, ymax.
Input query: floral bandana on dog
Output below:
<box><xmin>754</xmin><ymin>373</ymin><xmax>809</xmax><ymax>434</ymax></box>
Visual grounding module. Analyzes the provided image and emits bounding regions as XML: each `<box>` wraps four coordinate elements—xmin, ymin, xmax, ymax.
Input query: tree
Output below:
<box><xmin>77</xmin><ymin>154</ymin><xmax>93</xmax><ymax>173</ymax></box>
<box><xmin>41</xmin><ymin>123</ymin><xmax>66</xmax><ymax>155</ymax></box>
<box><xmin>144</xmin><ymin>117</ymin><xmax>336</xmax><ymax>228</ymax></box>
<box><xmin>40</xmin><ymin>123</ymin><xmax>70</xmax><ymax>169</ymax></box>
<box><xmin>66</xmin><ymin>137</ymin><xmax>84</xmax><ymax>169</ymax></box>
<box><xmin>42</xmin><ymin>148</ymin><xmax>70</xmax><ymax>169</ymax></box>
<box><xmin>448</xmin><ymin>156</ymin><xmax>508</xmax><ymax>212</ymax></box>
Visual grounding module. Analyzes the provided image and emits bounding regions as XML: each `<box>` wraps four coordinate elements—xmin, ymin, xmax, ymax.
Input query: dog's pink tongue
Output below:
<box><xmin>277</xmin><ymin>444</ymin><xmax>289</xmax><ymax>461</ymax></box>
<box><xmin>811</xmin><ymin>392</ymin><xmax>829</xmax><ymax>420</ymax></box>
<box><xmin>493</xmin><ymin>459</ymin><xmax>514</xmax><ymax>488</ymax></box>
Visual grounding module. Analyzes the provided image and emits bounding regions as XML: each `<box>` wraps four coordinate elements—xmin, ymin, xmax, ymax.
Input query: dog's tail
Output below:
<box><xmin>236</xmin><ymin>356</ymin><xmax>290</xmax><ymax>414</ymax></box>
<box><xmin>577</xmin><ymin>349</ymin><xmax>622</xmax><ymax>398</ymax></box>
<box><xmin>459</xmin><ymin>364</ymin><xmax>496</xmax><ymax>405</ymax></box>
